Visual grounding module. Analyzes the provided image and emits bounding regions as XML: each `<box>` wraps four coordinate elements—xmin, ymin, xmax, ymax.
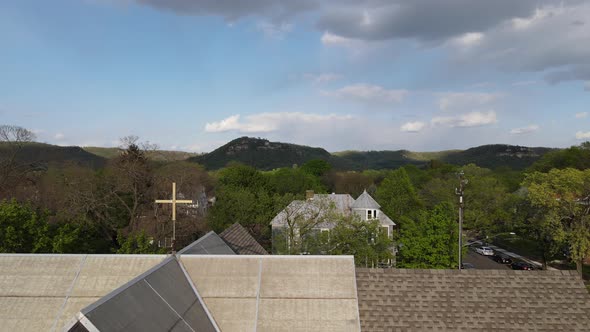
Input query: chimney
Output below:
<box><xmin>306</xmin><ymin>190</ymin><xmax>314</xmax><ymax>200</ymax></box>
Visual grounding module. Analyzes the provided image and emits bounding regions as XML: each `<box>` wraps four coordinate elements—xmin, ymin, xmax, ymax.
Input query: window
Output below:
<box><xmin>367</xmin><ymin>209</ymin><xmax>379</xmax><ymax>220</ymax></box>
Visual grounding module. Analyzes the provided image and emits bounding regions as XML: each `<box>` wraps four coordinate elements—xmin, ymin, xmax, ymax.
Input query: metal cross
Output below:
<box><xmin>155</xmin><ymin>182</ymin><xmax>193</xmax><ymax>247</ymax></box>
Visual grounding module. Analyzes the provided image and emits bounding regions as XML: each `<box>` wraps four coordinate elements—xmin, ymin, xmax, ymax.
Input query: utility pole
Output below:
<box><xmin>455</xmin><ymin>171</ymin><xmax>467</xmax><ymax>270</ymax></box>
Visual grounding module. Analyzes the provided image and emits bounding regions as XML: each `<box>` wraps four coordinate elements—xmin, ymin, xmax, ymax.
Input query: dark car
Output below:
<box><xmin>510</xmin><ymin>261</ymin><xmax>534</xmax><ymax>270</ymax></box>
<box><xmin>492</xmin><ymin>254</ymin><xmax>512</xmax><ymax>264</ymax></box>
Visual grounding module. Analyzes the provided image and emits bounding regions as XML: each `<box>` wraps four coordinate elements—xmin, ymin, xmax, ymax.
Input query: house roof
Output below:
<box><xmin>270</xmin><ymin>194</ymin><xmax>355</xmax><ymax>228</ymax></box>
<box><xmin>0</xmin><ymin>254</ymin><xmax>166</xmax><ymax>332</ymax></box>
<box><xmin>71</xmin><ymin>256</ymin><xmax>218</xmax><ymax>332</ymax></box>
<box><xmin>356</xmin><ymin>268</ymin><xmax>590</xmax><ymax>332</ymax></box>
<box><xmin>219</xmin><ymin>223</ymin><xmax>268</xmax><ymax>255</ymax></box>
<box><xmin>351</xmin><ymin>190</ymin><xmax>381</xmax><ymax>209</ymax></box>
<box><xmin>180</xmin><ymin>255</ymin><xmax>361</xmax><ymax>332</ymax></box>
<box><xmin>177</xmin><ymin>231</ymin><xmax>236</xmax><ymax>255</ymax></box>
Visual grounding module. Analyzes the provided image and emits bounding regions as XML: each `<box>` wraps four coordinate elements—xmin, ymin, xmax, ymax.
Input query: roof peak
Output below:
<box><xmin>352</xmin><ymin>190</ymin><xmax>380</xmax><ymax>209</ymax></box>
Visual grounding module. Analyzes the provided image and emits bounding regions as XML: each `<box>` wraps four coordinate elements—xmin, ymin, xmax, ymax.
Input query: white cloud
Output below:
<box><xmin>54</xmin><ymin>133</ymin><xmax>65</xmax><ymax>140</ymax></box>
<box><xmin>303</xmin><ymin>73</ymin><xmax>341</xmax><ymax>85</ymax></box>
<box><xmin>576</xmin><ymin>131</ymin><xmax>590</xmax><ymax>140</ymax></box>
<box><xmin>432</xmin><ymin>111</ymin><xmax>497</xmax><ymax>128</ymax></box>
<box><xmin>510</xmin><ymin>124</ymin><xmax>539</xmax><ymax>135</ymax></box>
<box><xmin>256</xmin><ymin>21</ymin><xmax>293</xmax><ymax>39</ymax></box>
<box><xmin>205</xmin><ymin>112</ymin><xmax>354</xmax><ymax>133</ymax></box>
<box><xmin>400</xmin><ymin>121</ymin><xmax>426</xmax><ymax>133</ymax></box>
<box><xmin>576</xmin><ymin>112</ymin><xmax>588</xmax><ymax>119</ymax></box>
<box><xmin>321</xmin><ymin>32</ymin><xmax>357</xmax><ymax>48</ymax></box>
<box><xmin>452</xmin><ymin>32</ymin><xmax>484</xmax><ymax>48</ymax></box>
<box><xmin>323</xmin><ymin>83</ymin><xmax>408</xmax><ymax>103</ymax></box>
<box><xmin>437</xmin><ymin>92</ymin><xmax>502</xmax><ymax>111</ymax></box>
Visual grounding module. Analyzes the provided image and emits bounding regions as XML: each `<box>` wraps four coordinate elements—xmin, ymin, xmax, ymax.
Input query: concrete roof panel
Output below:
<box><xmin>203</xmin><ymin>298</ymin><xmax>257</xmax><ymax>332</ymax></box>
<box><xmin>181</xmin><ymin>256</ymin><xmax>260</xmax><ymax>298</ymax></box>
<box><xmin>260</xmin><ymin>256</ymin><xmax>357</xmax><ymax>299</ymax></box>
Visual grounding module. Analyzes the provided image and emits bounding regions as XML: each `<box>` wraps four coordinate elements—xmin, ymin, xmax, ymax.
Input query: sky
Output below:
<box><xmin>1</xmin><ymin>0</ymin><xmax>590</xmax><ymax>153</ymax></box>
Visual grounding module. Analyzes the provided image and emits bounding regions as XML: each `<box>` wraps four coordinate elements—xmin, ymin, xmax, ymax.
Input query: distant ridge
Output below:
<box><xmin>189</xmin><ymin>137</ymin><xmax>556</xmax><ymax>171</ymax></box>
<box><xmin>0</xmin><ymin>142</ymin><xmax>106</xmax><ymax>169</ymax></box>
<box><xmin>0</xmin><ymin>139</ymin><xmax>556</xmax><ymax>171</ymax></box>
<box><xmin>188</xmin><ymin>137</ymin><xmax>332</xmax><ymax>170</ymax></box>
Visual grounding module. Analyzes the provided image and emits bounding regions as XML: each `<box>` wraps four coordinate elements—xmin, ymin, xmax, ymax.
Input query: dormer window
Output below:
<box><xmin>367</xmin><ymin>209</ymin><xmax>378</xmax><ymax>220</ymax></box>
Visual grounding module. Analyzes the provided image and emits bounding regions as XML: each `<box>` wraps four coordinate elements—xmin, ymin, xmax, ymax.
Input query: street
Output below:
<box><xmin>463</xmin><ymin>249</ymin><xmax>510</xmax><ymax>270</ymax></box>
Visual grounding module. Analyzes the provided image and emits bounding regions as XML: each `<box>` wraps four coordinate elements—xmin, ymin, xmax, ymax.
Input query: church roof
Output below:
<box><xmin>177</xmin><ymin>231</ymin><xmax>236</xmax><ymax>255</ymax></box>
<box><xmin>0</xmin><ymin>254</ymin><xmax>166</xmax><ymax>332</ymax></box>
<box><xmin>356</xmin><ymin>268</ymin><xmax>590</xmax><ymax>332</ymax></box>
<box><xmin>180</xmin><ymin>255</ymin><xmax>361</xmax><ymax>332</ymax></box>
<box><xmin>219</xmin><ymin>223</ymin><xmax>268</xmax><ymax>255</ymax></box>
<box><xmin>70</xmin><ymin>256</ymin><xmax>218</xmax><ymax>332</ymax></box>
<box><xmin>351</xmin><ymin>190</ymin><xmax>381</xmax><ymax>209</ymax></box>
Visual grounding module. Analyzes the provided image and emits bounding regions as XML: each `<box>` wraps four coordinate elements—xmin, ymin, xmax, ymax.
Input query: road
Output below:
<box><xmin>463</xmin><ymin>250</ymin><xmax>510</xmax><ymax>270</ymax></box>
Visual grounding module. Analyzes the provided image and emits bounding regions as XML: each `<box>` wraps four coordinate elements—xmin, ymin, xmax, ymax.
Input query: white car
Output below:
<box><xmin>476</xmin><ymin>246</ymin><xmax>494</xmax><ymax>256</ymax></box>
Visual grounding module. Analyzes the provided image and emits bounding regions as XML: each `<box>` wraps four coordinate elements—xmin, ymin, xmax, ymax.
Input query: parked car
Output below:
<box><xmin>476</xmin><ymin>246</ymin><xmax>494</xmax><ymax>256</ymax></box>
<box><xmin>492</xmin><ymin>254</ymin><xmax>512</xmax><ymax>264</ymax></box>
<box><xmin>510</xmin><ymin>261</ymin><xmax>534</xmax><ymax>270</ymax></box>
<box><xmin>461</xmin><ymin>263</ymin><xmax>475</xmax><ymax>269</ymax></box>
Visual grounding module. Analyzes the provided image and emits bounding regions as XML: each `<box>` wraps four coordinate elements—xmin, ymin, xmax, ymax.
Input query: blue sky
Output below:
<box><xmin>1</xmin><ymin>0</ymin><xmax>590</xmax><ymax>152</ymax></box>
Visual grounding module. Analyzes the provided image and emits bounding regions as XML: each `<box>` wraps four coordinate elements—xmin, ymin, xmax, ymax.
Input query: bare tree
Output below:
<box><xmin>277</xmin><ymin>195</ymin><xmax>336</xmax><ymax>254</ymax></box>
<box><xmin>0</xmin><ymin>125</ymin><xmax>36</xmax><ymax>194</ymax></box>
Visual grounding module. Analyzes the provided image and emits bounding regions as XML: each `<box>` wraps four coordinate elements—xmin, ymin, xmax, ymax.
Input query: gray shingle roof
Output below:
<box><xmin>177</xmin><ymin>231</ymin><xmax>236</xmax><ymax>255</ymax></box>
<box><xmin>351</xmin><ymin>190</ymin><xmax>381</xmax><ymax>209</ymax></box>
<box><xmin>219</xmin><ymin>223</ymin><xmax>268</xmax><ymax>255</ymax></box>
<box><xmin>356</xmin><ymin>268</ymin><xmax>590</xmax><ymax>332</ymax></box>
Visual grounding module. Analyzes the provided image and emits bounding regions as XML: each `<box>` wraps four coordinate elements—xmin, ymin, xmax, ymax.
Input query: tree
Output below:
<box><xmin>265</xmin><ymin>167</ymin><xmax>324</xmax><ymax>195</ymax></box>
<box><xmin>397</xmin><ymin>203</ymin><xmax>460</xmax><ymax>269</ymax></box>
<box><xmin>300</xmin><ymin>159</ymin><xmax>332</xmax><ymax>177</ymax></box>
<box><xmin>0</xmin><ymin>200</ymin><xmax>51</xmax><ymax>253</ymax></box>
<box><xmin>0</xmin><ymin>125</ymin><xmax>36</xmax><ymax>194</ymax></box>
<box><xmin>116</xmin><ymin>230</ymin><xmax>165</xmax><ymax>254</ymax></box>
<box><xmin>375</xmin><ymin>167</ymin><xmax>423</xmax><ymax>221</ymax></box>
<box><xmin>325</xmin><ymin>216</ymin><xmax>393</xmax><ymax>267</ymax></box>
<box><xmin>106</xmin><ymin>136</ymin><xmax>155</xmax><ymax>231</ymax></box>
<box><xmin>272</xmin><ymin>195</ymin><xmax>337</xmax><ymax>255</ymax></box>
<box><xmin>523</xmin><ymin>168</ymin><xmax>590</xmax><ymax>276</ymax></box>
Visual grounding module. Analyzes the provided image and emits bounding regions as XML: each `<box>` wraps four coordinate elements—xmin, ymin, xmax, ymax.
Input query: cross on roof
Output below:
<box><xmin>155</xmin><ymin>182</ymin><xmax>193</xmax><ymax>248</ymax></box>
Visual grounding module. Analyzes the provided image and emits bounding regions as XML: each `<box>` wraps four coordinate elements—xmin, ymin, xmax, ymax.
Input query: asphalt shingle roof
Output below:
<box><xmin>356</xmin><ymin>268</ymin><xmax>590</xmax><ymax>332</ymax></box>
<box><xmin>351</xmin><ymin>190</ymin><xmax>381</xmax><ymax>209</ymax></box>
<box><xmin>219</xmin><ymin>223</ymin><xmax>268</xmax><ymax>255</ymax></box>
<box><xmin>177</xmin><ymin>231</ymin><xmax>236</xmax><ymax>255</ymax></box>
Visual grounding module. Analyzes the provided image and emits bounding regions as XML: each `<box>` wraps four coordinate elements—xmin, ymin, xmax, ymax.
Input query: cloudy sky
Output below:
<box><xmin>1</xmin><ymin>0</ymin><xmax>590</xmax><ymax>152</ymax></box>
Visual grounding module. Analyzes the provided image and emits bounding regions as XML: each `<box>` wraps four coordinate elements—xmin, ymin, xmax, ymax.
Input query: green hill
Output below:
<box><xmin>189</xmin><ymin>137</ymin><xmax>333</xmax><ymax>170</ymax></box>
<box><xmin>83</xmin><ymin>147</ymin><xmax>199</xmax><ymax>162</ymax></box>
<box><xmin>191</xmin><ymin>137</ymin><xmax>555</xmax><ymax>171</ymax></box>
<box><xmin>0</xmin><ymin>142</ymin><xmax>106</xmax><ymax>169</ymax></box>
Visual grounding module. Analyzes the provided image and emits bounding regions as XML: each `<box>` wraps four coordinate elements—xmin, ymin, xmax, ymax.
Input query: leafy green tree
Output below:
<box><xmin>529</xmin><ymin>143</ymin><xmax>590</xmax><ymax>173</ymax></box>
<box><xmin>375</xmin><ymin>167</ymin><xmax>423</xmax><ymax>221</ymax></box>
<box><xmin>217</xmin><ymin>163</ymin><xmax>267</xmax><ymax>190</ymax></box>
<box><xmin>52</xmin><ymin>220</ymin><xmax>112</xmax><ymax>254</ymax></box>
<box><xmin>116</xmin><ymin>230</ymin><xmax>165</xmax><ymax>254</ymax></box>
<box><xmin>523</xmin><ymin>168</ymin><xmax>590</xmax><ymax>276</ymax></box>
<box><xmin>397</xmin><ymin>203</ymin><xmax>460</xmax><ymax>269</ymax></box>
<box><xmin>265</xmin><ymin>167</ymin><xmax>324</xmax><ymax>195</ymax></box>
<box><xmin>300</xmin><ymin>159</ymin><xmax>332</xmax><ymax>177</ymax></box>
<box><xmin>0</xmin><ymin>200</ymin><xmax>51</xmax><ymax>253</ymax></box>
<box><xmin>327</xmin><ymin>216</ymin><xmax>393</xmax><ymax>267</ymax></box>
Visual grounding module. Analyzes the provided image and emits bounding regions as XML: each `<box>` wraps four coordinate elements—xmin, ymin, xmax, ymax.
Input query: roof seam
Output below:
<box><xmin>177</xmin><ymin>256</ymin><xmax>221</xmax><ymax>332</ymax></box>
<box><xmin>143</xmin><ymin>279</ymin><xmax>196</xmax><ymax>332</ymax></box>
<box><xmin>253</xmin><ymin>257</ymin><xmax>262</xmax><ymax>332</ymax></box>
<box><xmin>50</xmin><ymin>254</ymin><xmax>87</xmax><ymax>332</ymax></box>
